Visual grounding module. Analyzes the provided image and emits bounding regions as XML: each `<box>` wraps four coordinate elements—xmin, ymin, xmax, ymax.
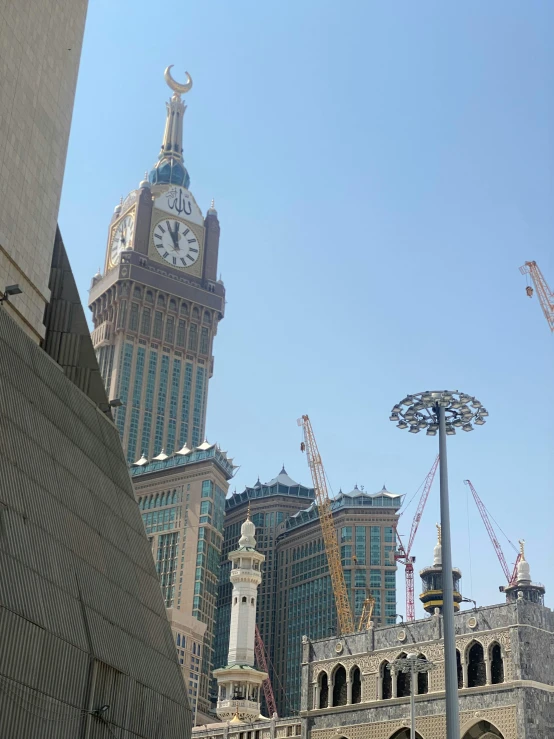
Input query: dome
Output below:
<box><xmin>139</xmin><ymin>171</ymin><xmax>151</xmax><ymax>189</ymax></box>
<box><xmin>113</xmin><ymin>200</ymin><xmax>122</xmax><ymax>216</ymax></box>
<box><xmin>149</xmin><ymin>156</ymin><xmax>190</xmax><ymax>189</ymax></box>
<box><xmin>517</xmin><ymin>557</ymin><xmax>531</xmax><ymax>583</ymax></box>
<box><xmin>238</xmin><ymin>515</ymin><xmax>257</xmax><ymax>549</ymax></box>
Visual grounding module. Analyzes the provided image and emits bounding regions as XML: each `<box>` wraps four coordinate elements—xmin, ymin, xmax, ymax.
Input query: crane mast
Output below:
<box><xmin>395</xmin><ymin>456</ymin><xmax>439</xmax><ymax>622</ymax></box>
<box><xmin>520</xmin><ymin>261</ymin><xmax>554</xmax><ymax>332</ymax></box>
<box><xmin>298</xmin><ymin>415</ymin><xmax>355</xmax><ymax>635</ymax></box>
<box><xmin>463</xmin><ymin>480</ymin><xmax>521</xmax><ymax>585</ymax></box>
<box><xmin>254</xmin><ymin>626</ymin><xmax>278</xmax><ymax>717</ymax></box>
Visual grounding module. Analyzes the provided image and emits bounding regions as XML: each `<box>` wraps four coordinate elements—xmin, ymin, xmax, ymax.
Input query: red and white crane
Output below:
<box><xmin>463</xmin><ymin>480</ymin><xmax>521</xmax><ymax>585</ymax></box>
<box><xmin>254</xmin><ymin>626</ymin><xmax>278</xmax><ymax>718</ymax></box>
<box><xmin>395</xmin><ymin>456</ymin><xmax>440</xmax><ymax>622</ymax></box>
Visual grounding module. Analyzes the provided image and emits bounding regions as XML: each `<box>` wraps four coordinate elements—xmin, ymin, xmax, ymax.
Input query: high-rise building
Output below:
<box><xmin>214</xmin><ymin>471</ymin><xmax>402</xmax><ymax>716</ymax></box>
<box><xmin>0</xmin><ymin>7</ymin><xmax>191</xmax><ymax>734</ymax></box>
<box><xmin>214</xmin><ymin>468</ymin><xmax>316</xmax><ymax>712</ymax></box>
<box><xmin>88</xmin><ymin>68</ymin><xmax>225</xmax><ymax>464</ymax></box>
<box><xmin>0</xmin><ymin>0</ymin><xmax>88</xmax><ymax>341</ymax></box>
<box><xmin>131</xmin><ymin>441</ymin><xmax>236</xmax><ymax>722</ymax></box>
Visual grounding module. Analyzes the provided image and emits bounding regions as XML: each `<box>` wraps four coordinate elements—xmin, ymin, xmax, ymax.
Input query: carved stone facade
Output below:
<box><xmin>192</xmin><ymin>598</ymin><xmax>553</xmax><ymax>738</ymax></box>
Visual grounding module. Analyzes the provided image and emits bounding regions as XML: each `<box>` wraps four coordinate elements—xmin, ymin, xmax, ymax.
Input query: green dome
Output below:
<box><xmin>149</xmin><ymin>156</ymin><xmax>190</xmax><ymax>189</ymax></box>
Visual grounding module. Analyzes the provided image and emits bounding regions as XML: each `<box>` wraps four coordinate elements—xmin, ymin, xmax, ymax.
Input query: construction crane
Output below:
<box><xmin>254</xmin><ymin>626</ymin><xmax>278</xmax><ymax>717</ymax></box>
<box><xmin>395</xmin><ymin>456</ymin><xmax>440</xmax><ymax>622</ymax></box>
<box><xmin>519</xmin><ymin>261</ymin><xmax>554</xmax><ymax>333</ymax></box>
<box><xmin>298</xmin><ymin>415</ymin><xmax>355</xmax><ymax>635</ymax></box>
<box><xmin>357</xmin><ymin>592</ymin><xmax>375</xmax><ymax>631</ymax></box>
<box><xmin>463</xmin><ymin>480</ymin><xmax>521</xmax><ymax>586</ymax></box>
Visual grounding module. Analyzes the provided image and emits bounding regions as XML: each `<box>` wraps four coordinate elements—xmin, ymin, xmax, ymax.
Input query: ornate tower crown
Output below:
<box><xmin>149</xmin><ymin>65</ymin><xmax>193</xmax><ymax>189</ymax></box>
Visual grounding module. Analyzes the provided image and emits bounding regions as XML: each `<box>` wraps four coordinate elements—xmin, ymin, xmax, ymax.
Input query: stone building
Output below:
<box><xmin>196</xmin><ymin>541</ymin><xmax>553</xmax><ymax>739</ymax></box>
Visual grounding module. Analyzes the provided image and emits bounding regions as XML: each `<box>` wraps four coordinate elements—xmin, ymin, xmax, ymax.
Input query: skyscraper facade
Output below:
<box><xmin>214</xmin><ymin>468</ymin><xmax>316</xmax><ymax>711</ymax></box>
<box><xmin>0</xmin><ymin>0</ymin><xmax>88</xmax><ymax>341</ymax></box>
<box><xmin>88</xmin><ymin>68</ymin><xmax>225</xmax><ymax>464</ymax></box>
<box><xmin>214</xmin><ymin>473</ymin><xmax>402</xmax><ymax>716</ymax></box>
<box><xmin>131</xmin><ymin>442</ymin><xmax>236</xmax><ymax>720</ymax></box>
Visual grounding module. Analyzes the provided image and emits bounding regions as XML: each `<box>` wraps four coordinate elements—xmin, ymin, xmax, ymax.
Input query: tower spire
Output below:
<box><xmin>149</xmin><ymin>66</ymin><xmax>193</xmax><ymax>189</ymax></box>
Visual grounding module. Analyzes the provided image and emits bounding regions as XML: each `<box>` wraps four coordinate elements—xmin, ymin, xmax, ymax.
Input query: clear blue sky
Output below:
<box><xmin>60</xmin><ymin>1</ymin><xmax>554</xmax><ymax>618</ymax></box>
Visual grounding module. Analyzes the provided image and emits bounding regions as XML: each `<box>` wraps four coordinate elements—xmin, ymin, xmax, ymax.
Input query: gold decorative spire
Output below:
<box><xmin>519</xmin><ymin>539</ymin><xmax>525</xmax><ymax>560</ymax></box>
<box><xmin>247</xmin><ymin>501</ymin><xmax>251</xmax><ymax>520</ymax></box>
<box><xmin>436</xmin><ymin>523</ymin><xmax>442</xmax><ymax>545</ymax></box>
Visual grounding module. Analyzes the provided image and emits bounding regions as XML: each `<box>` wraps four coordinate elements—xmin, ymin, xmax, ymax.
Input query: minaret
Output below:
<box><xmin>501</xmin><ymin>540</ymin><xmax>545</xmax><ymax>605</ymax></box>
<box><xmin>213</xmin><ymin>510</ymin><xmax>267</xmax><ymax>723</ymax></box>
<box><xmin>419</xmin><ymin>524</ymin><xmax>463</xmax><ymax>615</ymax></box>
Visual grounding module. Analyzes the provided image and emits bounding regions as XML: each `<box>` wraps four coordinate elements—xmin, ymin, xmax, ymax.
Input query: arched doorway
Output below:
<box><xmin>467</xmin><ymin>642</ymin><xmax>486</xmax><ymax>688</ymax></box>
<box><xmin>388</xmin><ymin>729</ymin><xmax>424</xmax><ymax>739</ymax></box>
<box><xmin>332</xmin><ymin>665</ymin><xmax>347</xmax><ymax>706</ymax></box>
<box><xmin>462</xmin><ymin>719</ymin><xmax>504</xmax><ymax>738</ymax></box>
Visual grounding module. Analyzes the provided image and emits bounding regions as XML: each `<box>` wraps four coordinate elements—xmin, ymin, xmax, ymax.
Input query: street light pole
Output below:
<box><xmin>437</xmin><ymin>404</ymin><xmax>459</xmax><ymax>739</ymax></box>
<box><xmin>391</xmin><ymin>653</ymin><xmax>434</xmax><ymax>739</ymax></box>
<box><xmin>390</xmin><ymin>390</ymin><xmax>488</xmax><ymax>739</ymax></box>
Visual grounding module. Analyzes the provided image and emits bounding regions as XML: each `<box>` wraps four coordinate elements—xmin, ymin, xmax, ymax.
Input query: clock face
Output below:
<box><xmin>110</xmin><ymin>214</ymin><xmax>134</xmax><ymax>265</ymax></box>
<box><xmin>152</xmin><ymin>218</ymin><xmax>200</xmax><ymax>268</ymax></box>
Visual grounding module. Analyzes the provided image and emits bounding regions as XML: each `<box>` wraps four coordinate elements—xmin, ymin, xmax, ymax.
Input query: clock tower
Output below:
<box><xmin>89</xmin><ymin>67</ymin><xmax>224</xmax><ymax>463</ymax></box>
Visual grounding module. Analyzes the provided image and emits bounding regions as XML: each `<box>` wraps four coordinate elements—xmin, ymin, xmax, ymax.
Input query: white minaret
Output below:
<box><xmin>213</xmin><ymin>509</ymin><xmax>267</xmax><ymax>723</ymax></box>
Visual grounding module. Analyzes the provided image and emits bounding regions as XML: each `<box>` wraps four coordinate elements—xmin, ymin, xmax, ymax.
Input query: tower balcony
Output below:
<box><xmin>216</xmin><ymin>699</ymin><xmax>261</xmax><ymax>723</ymax></box>
<box><xmin>91</xmin><ymin>321</ymin><xmax>113</xmax><ymax>348</ymax></box>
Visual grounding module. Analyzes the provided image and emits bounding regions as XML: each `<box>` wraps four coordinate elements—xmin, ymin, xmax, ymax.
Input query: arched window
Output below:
<box><xmin>381</xmin><ymin>661</ymin><xmax>392</xmax><ymax>700</ymax></box>
<box><xmin>461</xmin><ymin>720</ymin><xmax>503</xmax><ymax>738</ymax></box>
<box><xmin>456</xmin><ymin>649</ymin><xmax>463</xmax><ymax>689</ymax></box>
<box><xmin>157</xmin><ymin>294</ymin><xmax>165</xmax><ymax>307</ymax></box>
<box><xmin>203</xmin><ymin>310</ymin><xmax>212</xmax><ymax>324</ymax></box>
<box><xmin>133</xmin><ymin>286</ymin><xmax>142</xmax><ymax>299</ymax></box>
<box><xmin>318</xmin><ymin>672</ymin><xmax>328</xmax><ymax>709</ymax></box>
<box><xmin>154</xmin><ymin>494</ymin><xmax>159</xmax><ymax>508</ymax></box>
<box><xmin>396</xmin><ymin>653</ymin><xmax>411</xmax><ymax>698</ymax></box>
<box><xmin>250</xmin><ymin>598</ymin><xmax>255</xmax><ymax>605</ymax></box>
<box><xmin>172</xmin><ymin>491</ymin><xmax>177</xmax><ymax>504</ymax></box>
<box><xmin>467</xmin><ymin>642</ymin><xmax>486</xmax><ymax>688</ymax></box>
<box><xmin>169</xmin><ymin>298</ymin><xmax>177</xmax><ymax>312</ymax></box>
<box><xmin>351</xmin><ymin>666</ymin><xmax>361</xmax><ymax>704</ymax></box>
<box><xmin>417</xmin><ymin>654</ymin><xmax>428</xmax><ymax>694</ymax></box>
<box><xmin>242</xmin><ymin>596</ymin><xmax>247</xmax><ymax>603</ymax></box>
<box><xmin>146</xmin><ymin>291</ymin><xmax>154</xmax><ymax>304</ymax></box>
<box><xmin>389</xmin><ymin>730</ymin><xmax>424</xmax><ymax>739</ymax></box>
<box><xmin>332</xmin><ymin>665</ymin><xmax>347</xmax><ymax>706</ymax></box>
<box><xmin>180</xmin><ymin>302</ymin><xmax>188</xmax><ymax>315</ymax></box>
<box><xmin>192</xmin><ymin>306</ymin><xmax>200</xmax><ymax>320</ymax></box>
<box><xmin>140</xmin><ymin>307</ymin><xmax>151</xmax><ymax>335</ymax></box>
<box><xmin>160</xmin><ymin>493</ymin><xmax>165</xmax><ymax>506</ymax></box>
<box><xmin>234</xmin><ymin>597</ymin><xmax>237</xmax><ymax>605</ymax></box>
<box><xmin>490</xmin><ymin>643</ymin><xmax>504</xmax><ymax>684</ymax></box>
<box><xmin>220</xmin><ymin>686</ymin><xmax>226</xmax><ymax>700</ymax></box>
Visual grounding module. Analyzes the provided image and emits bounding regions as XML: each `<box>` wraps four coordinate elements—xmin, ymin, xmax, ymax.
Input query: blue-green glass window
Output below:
<box><xmin>370</xmin><ymin>570</ymin><xmax>382</xmax><ymax>587</ymax></box>
<box><xmin>341</xmin><ymin>544</ymin><xmax>352</xmax><ymax>566</ymax></box>
<box><xmin>129</xmin><ymin>302</ymin><xmax>139</xmax><ymax>331</ymax></box>
<box><xmin>117</xmin><ymin>300</ymin><xmax>127</xmax><ymax>329</ymax></box>
<box><xmin>202</xmin><ymin>480</ymin><xmax>213</xmax><ymax>498</ymax></box>
<box><xmin>200</xmin><ymin>501</ymin><xmax>212</xmax><ymax>516</ymax></box>
<box><xmin>165</xmin><ymin>315</ymin><xmax>175</xmax><ymax>344</ymax></box>
<box><xmin>188</xmin><ymin>323</ymin><xmax>198</xmax><ymax>351</ymax></box>
<box><xmin>166</xmin><ymin>358</ymin><xmax>181</xmax><ymax>453</ymax></box>
<box><xmin>179</xmin><ymin>362</ymin><xmax>193</xmax><ymax>446</ymax></box>
<box><xmin>370</xmin><ymin>526</ymin><xmax>381</xmax><ymax>565</ymax></box>
<box><xmin>153</xmin><ymin>310</ymin><xmax>164</xmax><ymax>339</ymax></box>
<box><xmin>177</xmin><ymin>319</ymin><xmax>186</xmax><ymax>347</ymax></box>
<box><xmin>384</xmin><ymin>526</ymin><xmax>394</xmax><ymax>543</ymax></box>
<box><xmin>191</xmin><ymin>366</ymin><xmax>205</xmax><ymax>448</ymax></box>
<box><xmin>154</xmin><ymin>355</ymin><xmax>169</xmax><ymax>453</ymax></box>
<box><xmin>115</xmin><ymin>342</ymin><xmax>133</xmax><ymax>437</ymax></box>
<box><xmin>355</xmin><ymin>526</ymin><xmax>366</xmax><ymax>565</ymax></box>
<box><xmin>385</xmin><ymin>589</ymin><xmax>396</xmax><ymax>603</ymax></box>
<box><xmin>355</xmin><ymin>570</ymin><xmax>366</xmax><ymax>587</ymax></box>
<box><xmin>140</xmin><ymin>307</ymin><xmax>151</xmax><ymax>335</ymax></box>
<box><xmin>341</xmin><ymin>526</ymin><xmax>352</xmax><ymax>543</ymax></box>
<box><xmin>200</xmin><ymin>327</ymin><xmax>209</xmax><ymax>354</ymax></box>
<box><xmin>385</xmin><ymin>572</ymin><xmax>396</xmax><ymax>589</ymax></box>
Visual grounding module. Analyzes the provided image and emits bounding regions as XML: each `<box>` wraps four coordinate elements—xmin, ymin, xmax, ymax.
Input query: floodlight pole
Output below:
<box><xmin>410</xmin><ymin>660</ymin><xmax>416</xmax><ymax>739</ymax></box>
<box><xmin>437</xmin><ymin>404</ymin><xmax>460</xmax><ymax>739</ymax></box>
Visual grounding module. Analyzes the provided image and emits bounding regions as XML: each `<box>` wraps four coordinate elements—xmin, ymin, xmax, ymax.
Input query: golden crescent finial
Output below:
<box><xmin>519</xmin><ymin>539</ymin><xmax>525</xmax><ymax>559</ymax></box>
<box><xmin>164</xmin><ymin>65</ymin><xmax>193</xmax><ymax>95</ymax></box>
<box><xmin>436</xmin><ymin>523</ymin><xmax>442</xmax><ymax>545</ymax></box>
